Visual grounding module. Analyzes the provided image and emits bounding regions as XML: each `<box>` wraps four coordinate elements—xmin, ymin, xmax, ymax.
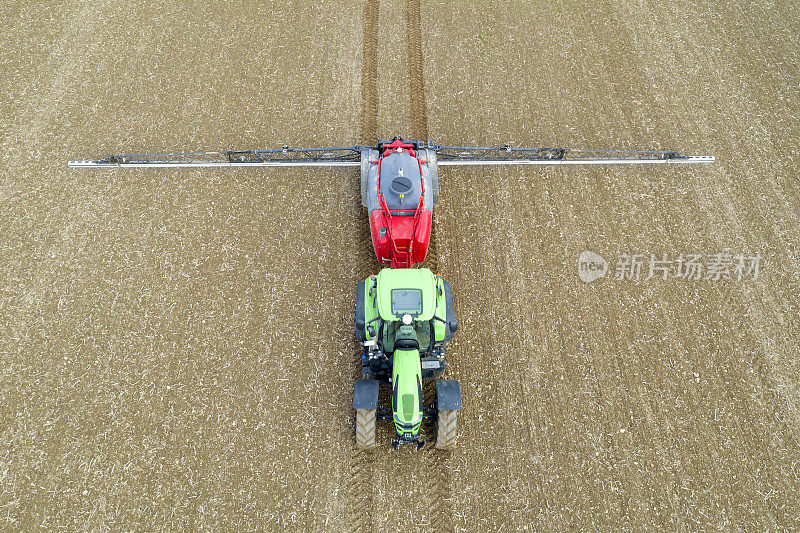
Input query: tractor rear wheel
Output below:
<box><xmin>355</xmin><ymin>408</ymin><xmax>377</xmax><ymax>449</ymax></box>
<box><xmin>435</xmin><ymin>409</ymin><xmax>457</xmax><ymax>449</ymax></box>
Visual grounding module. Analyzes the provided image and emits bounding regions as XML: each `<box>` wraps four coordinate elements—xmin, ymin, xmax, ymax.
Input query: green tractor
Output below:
<box><xmin>354</xmin><ymin>268</ymin><xmax>460</xmax><ymax>449</ymax></box>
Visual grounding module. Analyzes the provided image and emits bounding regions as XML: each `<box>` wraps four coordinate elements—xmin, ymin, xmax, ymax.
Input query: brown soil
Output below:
<box><xmin>1</xmin><ymin>0</ymin><xmax>798</xmax><ymax>530</ymax></box>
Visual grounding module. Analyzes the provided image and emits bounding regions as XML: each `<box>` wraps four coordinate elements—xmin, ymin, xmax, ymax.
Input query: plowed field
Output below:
<box><xmin>1</xmin><ymin>0</ymin><xmax>798</xmax><ymax>530</ymax></box>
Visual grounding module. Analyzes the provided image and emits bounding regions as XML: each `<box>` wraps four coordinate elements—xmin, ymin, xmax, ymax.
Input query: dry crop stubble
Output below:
<box><xmin>2</xmin><ymin>0</ymin><xmax>364</xmax><ymax>530</ymax></box>
<box><xmin>2</xmin><ymin>0</ymin><xmax>799</xmax><ymax>530</ymax></box>
<box><xmin>422</xmin><ymin>0</ymin><xmax>800</xmax><ymax>530</ymax></box>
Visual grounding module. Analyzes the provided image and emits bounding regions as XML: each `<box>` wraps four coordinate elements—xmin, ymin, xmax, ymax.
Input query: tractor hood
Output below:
<box><xmin>375</xmin><ymin>268</ymin><xmax>438</xmax><ymax>322</ymax></box>
<box><xmin>392</xmin><ymin>348</ymin><xmax>423</xmax><ymax>440</ymax></box>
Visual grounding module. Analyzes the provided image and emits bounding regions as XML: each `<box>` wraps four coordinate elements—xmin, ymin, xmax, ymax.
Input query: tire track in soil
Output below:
<box><xmin>348</xmin><ymin>449</ymin><xmax>374</xmax><ymax>532</ymax></box>
<box><xmin>406</xmin><ymin>0</ymin><xmax>429</xmax><ymax>142</ymax></box>
<box><xmin>360</xmin><ymin>0</ymin><xmax>379</xmax><ymax>146</ymax></box>
<box><xmin>422</xmin><ymin>383</ymin><xmax>454</xmax><ymax>533</ymax></box>
<box><xmin>348</xmin><ymin>1</ymin><xmax>380</xmax><ymax>532</ymax></box>
<box><xmin>406</xmin><ymin>1</ymin><xmax>454</xmax><ymax>531</ymax></box>
<box><xmin>426</xmin><ymin>450</ymin><xmax>454</xmax><ymax>533</ymax></box>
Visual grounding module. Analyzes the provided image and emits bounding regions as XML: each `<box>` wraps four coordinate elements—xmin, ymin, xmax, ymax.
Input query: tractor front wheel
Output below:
<box><xmin>355</xmin><ymin>408</ymin><xmax>377</xmax><ymax>449</ymax></box>
<box><xmin>435</xmin><ymin>409</ymin><xmax>458</xmax><ymax>449</ymax></box>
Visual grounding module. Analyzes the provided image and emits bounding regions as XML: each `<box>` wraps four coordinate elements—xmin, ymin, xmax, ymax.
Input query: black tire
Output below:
<box><xmin>435</xmin><ymin>409</ymin><xmax>457</xmax><ymax>449</ymax></box>
<box><xmin>355</xmin><ymin>408</ymin><xmax>377</xmax><ymax>449</ymax></box>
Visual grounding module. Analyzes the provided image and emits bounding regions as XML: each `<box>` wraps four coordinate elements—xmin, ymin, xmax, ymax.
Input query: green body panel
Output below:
<box><xmin>361</xmin><ymin>268</ymin><xmax>448</xmax><ymax>348</ymax></box>
<box><xmin>432</xmin><ymin>275</ymin><xmax>446</xmax><ymax>343</ymax></box>
<box><xmin>376</xmin><ymin>268</ymin><xmax>437</xmax><ymax>322</ymax></box>
<box><xmin>391</xmin><ymin>348</ymin><xmax>423</xmax><ymax>437</ymax></box>
<box><xmin>362</xmin><ymin>276</ymin><xmax>380</xmax><ymax>341</ymax></box>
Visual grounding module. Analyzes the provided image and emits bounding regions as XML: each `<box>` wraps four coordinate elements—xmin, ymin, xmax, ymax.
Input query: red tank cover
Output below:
<box><xmin>369</xmin><ymin>208</ymin><xmax>431</xmax><ymax>268</ymax></box>
<box><xmin>369</xmin><ymin>209</ymin><xmax>391</xmax><ymax>264</ymax></box>
<box><xmin>412</xmin><ymin>209</ymin><xmax>431</xmax><ymax>265</ymax></box>
<box><xmin>367</xmin><ymin>137</ymin><xmax>433</xmax><ymax>268</ymax></box>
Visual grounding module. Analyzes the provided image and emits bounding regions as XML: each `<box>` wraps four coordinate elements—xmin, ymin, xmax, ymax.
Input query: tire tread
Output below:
<box><xmin>355</xmin><ymin>408</ymin><xmax>377</xmax><ymax>449</ymax></box>
<box><xmin>435</xmin><ymin>409</ymin><xmax>457</xmax><ymax>450</ymax></box>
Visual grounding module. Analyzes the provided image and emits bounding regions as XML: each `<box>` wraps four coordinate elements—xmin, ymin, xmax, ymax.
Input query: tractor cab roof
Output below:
<box><xmin>375</xmin><ymin>268</ymin><xmax>438</xmax><ymax>322</ymax></box>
